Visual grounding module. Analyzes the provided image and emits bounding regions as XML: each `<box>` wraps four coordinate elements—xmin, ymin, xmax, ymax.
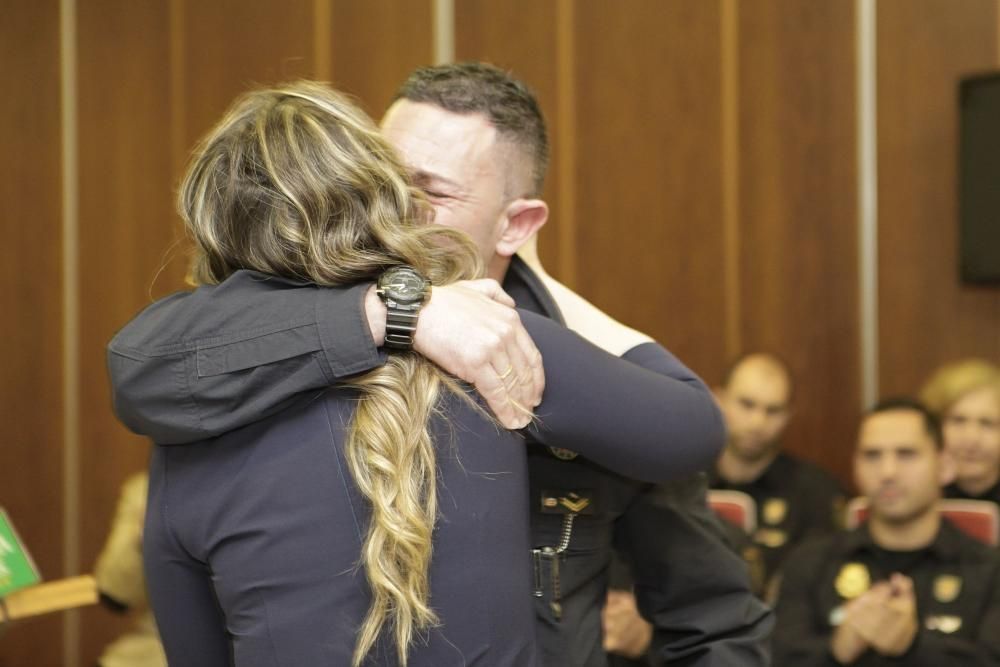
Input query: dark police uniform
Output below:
<box><xmin>109</xmin><ymin>256</ymin><xmax>772</xmax><ymax>666</ymax></box>
<box><xmin>772</xmin><ymin>519</ymin><xmax>1000</xmax><ymax>666</ymax></box>
<box><xmin>603</xmin><ymin>476</ymin><xmax>763</xmax><ymax>667</ymax></box>
<box><xmin>711</xmin><ymin>451</ymin><xmax>846</xmax><ymax>591</ymax></box>
<box><xmin>132</xmin><ymin>307</ymin><xmax>726</xmax><ymax>666</ymax></box>
<box><xmin>501</xmin><ymin>258</ymin><xmax>771</xmax><ymax>665</ymax></box>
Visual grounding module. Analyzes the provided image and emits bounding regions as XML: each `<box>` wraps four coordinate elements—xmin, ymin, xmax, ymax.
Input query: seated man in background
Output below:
<box><xmin>93</xmin><ymin>472</ymin><xmax>165</xmax><ymax>667</ymax></box>
<box><xmin>921</xmin><ymin>359</ymin><xmax>1000</xmax><ymax>507</ymax></box>
<box><xmin>772</xmin><ymin>398</ymin><xmax>1000</xmax><ymax>666</ymax></box>
<box><xmin>711</xmin><ymin>353</ymin><xmax>846</xmax><ymax>594</ymax></box>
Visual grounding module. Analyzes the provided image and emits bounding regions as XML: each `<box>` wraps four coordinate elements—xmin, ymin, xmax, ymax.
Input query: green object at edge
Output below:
<box><xmin>0</xmin><ymin>508</ymin><xmax>40</xmax><ymax>597</ymax></box>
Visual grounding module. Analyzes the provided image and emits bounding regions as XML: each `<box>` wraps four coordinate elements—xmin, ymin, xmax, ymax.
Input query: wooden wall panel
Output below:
<box><xmin>0</xmin><ymin>2</ymin><xmax>65</xmax><ymax>665</ymax></box>
<box><xmin>76</xmin><ymin>1</ymin><xmax>179</xmax><ymax>663</ymax></box>
<box><xmin>7</xmin><ymin>2</ymin><xmax>1000</xmax><ymax>664</ymax></box>
<box><xmin>877</xmin><ymin>0</ymin><xmax>1000</xmax><ymax>398</ymax></box>
<box><xmin>573</xmin><ymin>0</ymin><xmax>727</xmax><ymax>381</ymax></box>
<box><xmin>454</xmin><ymin>0</ymin><xmax>559</xmax><ymax>113</ymax></box>
<box><xmin>738</xmin><ymin>0</ymin><xmax>859</xmax><ymax>487</ymax></box>
<box><xmin>179</xmin><ymin>0</ymin><xmax>317</xmax><ymax>152</ymax></box>
<box><xmin>454</xmin><ymin>0</ymin><xmax>566</xmax><ymax>277</ymax></box>
<box><xmin>326</xmin><ymin>0</ymin><xmax>434</xmax><ymax>119</ymax></box>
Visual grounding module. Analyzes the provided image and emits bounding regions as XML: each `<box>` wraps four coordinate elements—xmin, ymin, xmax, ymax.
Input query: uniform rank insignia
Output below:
<box><xmin>925</xmin><ymin>614</ymin><xmax>962</xmax><ymax>633</ymax></box>
<box><xmin>933</xmin><ymin>574</ymin><xmax>962</xmax><ymax>603</ymax></box>
<box><xmin>547</xmin><ymin>447</ymin><xmax>579</xmax><ymax>461</ymax></box>
<box><xmin>834</xmin><ymin>562</ymin><xmax>870</xmax><ymax>599</ymax></box>
<box><xmin>762</xmin><ymin>498</ymin><xmax>787</xmax><ymax>525</ymax></box>
<box><xmin>540</xmin><ymin>491</ymin><xmax>594</xmax><ymax>515</ymax></box>
<box><xmin>828</xmin><ymin>605</ymin><xmax>846</xmax><ymax>626</ymax></box>
<box><xmin>753</xmin><ymin>527</ymin><xmax>787</xmax><ymax>548</ymax></box>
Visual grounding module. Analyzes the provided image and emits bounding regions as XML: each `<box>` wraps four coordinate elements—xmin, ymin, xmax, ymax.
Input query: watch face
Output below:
<box><xmin>381</xmin><ymin>268</ymin><xmax>427</xmax><ymax>302</ymax></box>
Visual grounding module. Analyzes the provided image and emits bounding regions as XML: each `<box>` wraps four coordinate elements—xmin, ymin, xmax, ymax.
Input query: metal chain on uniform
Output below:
<box><xmin>531</xmin><ymin>512</ymin><xmax>577</xmax><ymax>620</ymax></box>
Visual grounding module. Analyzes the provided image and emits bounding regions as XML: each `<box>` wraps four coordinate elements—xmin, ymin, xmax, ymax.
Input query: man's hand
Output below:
<box><xmin>859</xmin><ymin>575</ymin><xmax>918</xmax><ymax>657</ymax></box>
<box><xmin>602</xmin><ymin>590</ymin><xmax>653</xmax><ymax>659</ymax></box>
<box><xmin>830</xmin><ymin>596</ymin><xmax>871</xmax><ymax>665</ymax></box>
<box><xmin>368</xmin><ymin>279</ymin><xmax>543</xmax><ymax>429</ymax></box>
<box><xmin>840</xmin><ymin>576</ymin><xmax>918</xmax><ymax>660</ymax></box>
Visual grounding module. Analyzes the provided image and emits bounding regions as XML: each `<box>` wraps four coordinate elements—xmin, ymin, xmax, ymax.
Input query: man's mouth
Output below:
<box><xmin>876</xmin><ymin>487</ymin><xmax>902</xmax><ymax>502</ymax></box>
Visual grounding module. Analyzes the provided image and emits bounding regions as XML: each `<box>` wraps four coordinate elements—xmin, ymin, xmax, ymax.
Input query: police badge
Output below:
<box><xmin>834</xmin><ymin>562</ymin><xmax>870</xmax><ymax>599</ymax></box>
<box><xmin>547</xmin><ymin>447</ymin><xmax>578</xmax><ymax>461</ymax></box>
<box><xmin>762</xmin><ymin>498</ymin><xmax>788</xmax><ymax>525</ymax></box>
<box><xmin>933</xmin><ymin>574</ymin><xmax>962</xmax><ymax>604</ymax></box>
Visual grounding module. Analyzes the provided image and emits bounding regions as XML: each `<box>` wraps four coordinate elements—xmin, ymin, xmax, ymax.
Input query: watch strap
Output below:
<box><xmin>384</xmin><ymin>307</ymin><xmax>420</xmax><ymax>350</ymax></box>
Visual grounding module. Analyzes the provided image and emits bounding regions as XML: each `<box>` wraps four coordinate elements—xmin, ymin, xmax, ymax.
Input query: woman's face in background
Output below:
<box><xmin>943</xmin><ymin>386</ymin><xmax>1000</xmax><ymax>492</ymax></box>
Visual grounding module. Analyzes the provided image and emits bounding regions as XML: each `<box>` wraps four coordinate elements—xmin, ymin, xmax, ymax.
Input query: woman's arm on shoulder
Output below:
<box><xmin>108</xmin><ymin>272</ymin><xmax>544</xmax><ymax>443</ymax></box>
<box><xmin>108</xmin><ymin>271</ymin><xmax>379</xmax><ymax>444</ymax></box>
<box><xmin>520</xmin><ymin>311</ymin><xmax>725</xmax><ymax>483</ymax></box>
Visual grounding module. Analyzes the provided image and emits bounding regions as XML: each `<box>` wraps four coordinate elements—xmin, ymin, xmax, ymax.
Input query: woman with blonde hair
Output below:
<box><xmin>114</xmin><ymin>81</ymin><xmax>724</xmax><ymax>666</ymax></box>
<box><xmin>921</xmin><ymin>358</ymin><xmax>1000</xmax><ymax>504</ymax></box>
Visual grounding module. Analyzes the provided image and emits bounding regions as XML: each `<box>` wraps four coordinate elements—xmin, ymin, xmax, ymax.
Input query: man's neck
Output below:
<box><xmin>717</xmin><ymin>447</ymin><xmax>779</xmax><ymax>485</ymax></box>
<box><xmin>956</xmin><ymin>471</ymin><xmax>1000</xmax><ymax>498</ymax></box>
<box><xmin>487</xmin><ymin>254</ymin><xmax>513</xmax><ymax>283</ymax></box>
<box><xmin>869</xmin><ymin>508</ymin><xmax>941</xmax><ymax>551</ymax></box>
<box><xmin>516</xmin><ymin>238</ymin><xmax>542</xmax><ymax>272</ymax></box>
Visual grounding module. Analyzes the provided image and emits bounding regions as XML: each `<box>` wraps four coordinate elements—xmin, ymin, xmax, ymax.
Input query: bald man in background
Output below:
<box><xmin>711</xmin><ymin>353</ymin><xmax>847</xmax><ymax>594</ymax></box>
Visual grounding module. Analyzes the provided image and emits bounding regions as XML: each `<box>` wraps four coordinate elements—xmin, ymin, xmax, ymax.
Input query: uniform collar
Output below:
<box><xmin>753</xmin><ymin>452</ymin><xmax>794</xmax><ymax>491</ymax></box>
<box><xmin>712</xmin><ymin>450</ymin><xmax>791</xmax><ymax>491</ymax></box>
<box><xmin>844</xmin><ymin>515</ymin><xmax>965</xmax><ymax>562</ymax></box>
<box><xmin>502</xmin><ymin>255</ymin><xmax>566</xmax><ymax>325</ymax></box>
<box><xmin>945</xmin><ymin>479</ymin><xmax>1000</xmax><ymax>503</ymax></box>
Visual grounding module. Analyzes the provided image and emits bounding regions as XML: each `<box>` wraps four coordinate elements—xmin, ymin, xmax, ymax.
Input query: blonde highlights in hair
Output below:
<box><xmin>178</xmin><ymin>81</ymin><xmax>482</xmax><ymax>666</ymax></box>
<box><xmin>920</xmin><ymin>358</ymin><xmax>1000</xmax><ymax>417</ymax></box>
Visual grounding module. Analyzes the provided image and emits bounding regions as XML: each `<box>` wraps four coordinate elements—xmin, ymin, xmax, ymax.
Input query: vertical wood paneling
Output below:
<box><xmin>6</xmin><ymin>3</ymin><xmax>1000</xmax><ymax>663</ymax></box>
<box><xmin>738</xmin><ymin>0</ymin><xmax>859</xmax><ymax>487</ymax></box>
<box><xmin>877</xmin><ymin>0</ymin><xmax>1000</xmax><ymax>397</ymax></box>
<box><xmin>180</xmin><ymin>0</ymin><xmax>317</xmax><ymax>151</ymax></box>
<box><xmin>573</xmin><ymin>0</ymin><xmax>727</xmax><ymax>381</ymax></box>
<box><xmin>76</xmin><ymin>1</ymin><xmax>178</xmax><ymax>663</ymax></box>
<box><xmin>721</xmin><ymin>0</ymin><xmax>742</xmax><ymax>362</ymax></box>
<box><xmin>554</xmin><ymin>0</ymin><xmax>578</xmax><ymax>286</ymax></box>
<box><xmin>0</xmin><ymin>1</ymin><xmax>65</xmax><ymax>665</ymax></box>
<box><xmin>453</xmin><ymin>0</ymin><xmax>566</xmax><ymax>278</ymax></box>
<box><xmin>326</xmin><ymin>0</ymin><xmax>435</xmax><ymax>119</ymax></box>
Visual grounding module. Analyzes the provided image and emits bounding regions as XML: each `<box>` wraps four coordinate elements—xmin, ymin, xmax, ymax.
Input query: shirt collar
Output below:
<box><xmin>753</xmin><ymin>452</ymin><xmax>791</xmax><ymax>491</ymax></box>
<box><xmin>844</xmin><ymin>514</ymin><xmax>965</xmax><ymax>561</ymax></box>
<box><xmin>945</xmin><ymin>479</ymin><xmax>1000</xmax><ymax>503</ymax></box>
<box><xmin>503</xmin><ymin>256</ymin><xmax>566</xmax><ymax>324</ymax></box>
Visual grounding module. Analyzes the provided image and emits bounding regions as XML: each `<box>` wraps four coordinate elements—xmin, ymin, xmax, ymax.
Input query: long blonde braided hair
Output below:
<box><xmin>178</xmin><ymin>81</ymin><xmax>482</xmax><ymax>666</ymax></box>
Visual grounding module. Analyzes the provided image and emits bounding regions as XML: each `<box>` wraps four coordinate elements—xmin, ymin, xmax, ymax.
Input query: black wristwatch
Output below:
<box><xmin>375</xmin><ymin>265</ymin><xmax>430</xmax><ymax>350</ymax></box>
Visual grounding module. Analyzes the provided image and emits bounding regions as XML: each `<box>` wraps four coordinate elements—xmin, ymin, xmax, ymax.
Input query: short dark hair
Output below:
<box><xmin>863</xmin><ymin>397</ymin><xmax>943</xmax><ymax>448</ymax></box>
<box><xmin>395</xmin><ymin>62</ymin><xmax>549</xmax><ymax>195</ymax></box>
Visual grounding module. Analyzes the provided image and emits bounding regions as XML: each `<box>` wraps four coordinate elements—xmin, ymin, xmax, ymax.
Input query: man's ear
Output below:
<box><xmin>495</xmin><ymin>198</ymin><xmax>548</xmax><ymax>257</ymax></box>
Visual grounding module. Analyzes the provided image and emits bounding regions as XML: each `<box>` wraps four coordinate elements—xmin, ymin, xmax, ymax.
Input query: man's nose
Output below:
<box><xmin>955</xmin><ymin>421</ymin><xmax>975</xmax><ymax>438</ymax></box>
<box><xmin>878</xmin><ymin>455</ymin><xmax>899</xmax><ymax>479</ymax></box>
